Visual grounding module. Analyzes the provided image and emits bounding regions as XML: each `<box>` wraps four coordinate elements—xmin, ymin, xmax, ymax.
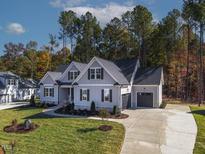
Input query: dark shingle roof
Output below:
<box><xmin>133</xmin><ymin>67</ymin><xmax>163</xmax><ymax>85</ymax></box>
<box><xmin>95</xmin><ymin>57</ymin><xmax>129</xmax><ymax>85</ymax></box>
<box><xmin>114</xmin><ymin>58</ymin><xmax>138</xmax><ymax>82</ymax></box>
<box><xmin>19</xmin><ymin>78</ymin><xmax>38</xmax><ymax>89</ymax></box>
<box><xmin>55</xmin><ymin>65</ymin><xmax>69</xmax><ymax>73</ymax></box>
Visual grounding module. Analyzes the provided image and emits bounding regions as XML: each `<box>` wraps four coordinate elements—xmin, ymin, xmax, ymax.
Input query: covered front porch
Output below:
<box><xmin>59</xmin><ymin>85</ymin><xmax>74</xmax><ymax>104</ymax></box>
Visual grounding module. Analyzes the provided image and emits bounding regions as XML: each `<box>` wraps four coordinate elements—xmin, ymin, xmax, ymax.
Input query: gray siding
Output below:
<box><xmin>42</xmin><ymin>75</ymin><xmax>54</xmax><ymax>84</ymax></box>
<box><xmin>77</xmin><ymin>61</ymin><xmax>115</xmax><ymax>84</ymax></box>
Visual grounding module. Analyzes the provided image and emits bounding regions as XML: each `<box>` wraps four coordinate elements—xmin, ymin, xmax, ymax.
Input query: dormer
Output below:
<box><xmin>59</xmin><ymin>61</ymin><xmax>87</xmax><ymax>83</ymax></box>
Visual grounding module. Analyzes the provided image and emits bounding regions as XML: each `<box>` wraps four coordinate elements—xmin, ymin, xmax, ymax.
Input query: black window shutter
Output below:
<box><xmin>44</xmin><ymin>88</ymin><xmax>46</xmax><ymax>96</ymax></box>
<box><xmin>78</xmin><ymin>71</ymin><xmax>80</xmax><ymax>76</ymax></box>
<box><xmin>80</xmin><ymin>89</ymin><xmax>82</xmax><ymax>101</ymax></box>
<box><xmin>71</xmin><ymin>88</ymin><xmax>74</xmax><ymax>99</ymax></box>
<box><xmin>101</xmin><ymin>68</ymin><xmax>104</xmax><ymax>80</ymax></box>
<box><xmin>88</xmin><ymin>69</ymin><xmax>90</xmax><ymax>80</ymax></box>
<box><xmin>110</xmin><ymin>89</ymin><xmax>112</xmax><ymax>102</ymax></box>
<box><xmin>101</xmin><ymin>89</ymin><xmax>104</xmax><ymax>102</ymax></box>
<box><xmin>87</xmin><ymin>89</ymin><xmax>90</xmax><ymax>101</ymax></box>
<box><xmin>68</xmin><ymin>72</ymin><xmax>70</xmax><ymax>80</ymax></box>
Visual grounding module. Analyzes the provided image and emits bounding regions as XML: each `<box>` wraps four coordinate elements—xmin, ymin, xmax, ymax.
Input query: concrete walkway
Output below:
<box><xmin>42</xmin><ymin>104</ymin><xmax>197</xmax><ymax>154</ymax></box>
<box><xmin>0</xmin><ymin>102</ymin><xmax>29</xmax><ymax>110</ymax></box>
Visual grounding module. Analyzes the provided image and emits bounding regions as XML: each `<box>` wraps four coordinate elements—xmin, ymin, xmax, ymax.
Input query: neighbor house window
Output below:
<box><xmin>80</xmin><ymin>89</ymin><xmax>90</xmax><ymax>101</ymax></box>
<box><xmin>44</xmin><ymin>87</ymin><xmax>54</xmax><ymax>97</ymax></box>
<box><xmin>68</xmin><ymin>71</ymin><xmax>79</xmax><ymax>80</ymax></box>
<box><xmin>8</xmin><ymin>79</ymin><xmax>16</xmax><ymax>85</ymax></box>
<box><xmin>102</xmin><ymin>89</ymin><xmax>112</xmax><ymax>102</ymax></box>
<box><xmin>89</xmin><ymin>68</ymin><xmax>102</xmax><ymax>79</ymax></box>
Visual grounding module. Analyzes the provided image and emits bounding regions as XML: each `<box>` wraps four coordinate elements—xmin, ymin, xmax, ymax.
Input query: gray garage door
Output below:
<box><xmin>137</xmin><ymin>92</ymin><xmax>153</xmax><ymax>107</ymax></box>
<box><xmin>122</xmin><ymin>94</ymin><xmax>131</xmax><ymax>109</ymax></box>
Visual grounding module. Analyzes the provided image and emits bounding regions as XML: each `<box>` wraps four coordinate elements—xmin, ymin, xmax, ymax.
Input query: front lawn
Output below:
<box><xmin>0</xmin><ymin>107</ymin><xmax>125</xmax><ymax>154</ymax></box>
<box><xmin>190</xmin><ymin>106</ymin><xmax>205</xmax><ymax>154</ymax></box>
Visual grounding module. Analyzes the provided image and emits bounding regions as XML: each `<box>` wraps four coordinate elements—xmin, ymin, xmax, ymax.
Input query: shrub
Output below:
<box><xmin>71</xmin><ymin>103</ymin><xmax>75</xmax><ymax>111</ymax></box>
<box><xmin>30</xmin><ymin>95</ymin><xmax>35</xmax><ymax>106</ymax></box>
<box><xmin>90</xmin><ymin>101</ymin><xmax>96</xmax><ymax>114</ymax></box>
<box><xmin>99</xmin><ymin>109</ymin><xmax>110</xmax><ymax>120</ymax></box>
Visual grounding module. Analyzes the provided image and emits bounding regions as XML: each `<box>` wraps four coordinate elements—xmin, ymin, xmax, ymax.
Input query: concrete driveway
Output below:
<box><xmin>118</xmin><ymin>104</ymin><xmax>197</xmax><ymax>154</ymax></box>
<box><xmin>0</xmin><ymin>102</ymin><xmax>29</xmax><ymax>110</ymax></box>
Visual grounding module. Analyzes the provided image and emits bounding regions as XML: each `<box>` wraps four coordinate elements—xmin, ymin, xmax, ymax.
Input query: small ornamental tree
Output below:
<box><xmin>90</xmin><ymin>101</ymin><xmax>96</xmax><ymax>114</ymax></box>
<box><xmin>99</xmin><ymin>109</ymin><xmax>110</xmax><ymax>121</ymax></box>
<box><xmin>30</xmin><ymin>95</ymin><xmax>35</xmax><ymax>107</ymax></box>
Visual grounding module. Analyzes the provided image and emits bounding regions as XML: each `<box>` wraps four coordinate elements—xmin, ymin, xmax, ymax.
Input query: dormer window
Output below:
<box><xmin>89</xmin><ymin>68</ymin><xmax>103</xmax><ymax>80</ymax></box>
<box><xmin>68</xmin><ymin>71</ymin><xmax>79</xmax><ymax>80</ymax></box>
<box><xmin>8</xmin><ymin>79</ymin><xmax>16</xmax><ymax>85</ymax></box>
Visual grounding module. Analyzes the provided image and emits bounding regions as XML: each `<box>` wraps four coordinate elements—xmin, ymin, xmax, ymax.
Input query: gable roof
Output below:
<box><xmin>73</xmin><ymin>62</ymin><xmax>87</xmax><ymax>72</ymax></box>
<box><xmin>40</xmin><ymin>71</ymin><xmax>62</xmax><ymax>84</ymax></box>
<box><xmin>114</xmin><ymin>58</ymin><xmax>138</xmax><ymax>82</ymax></box>
<box><xmin>0</xmin><ymin>71</ymin><xmax>19</xmax><ymax>79</ymax></box>
<box><xmin>95</xmin><ymin>57</ymin><xmax>129</xmax><ymax>85</ymax></box>
<box><xmin>133</xmin><ymin>67</ymin><xmax>163</xmax><ymax>85</ymax></box>
<box><xmin>74</xmin><ymin>57</ymin><xmax>130</xmax><ymax>85</ymax></box>
<box><xmin>55</xmin><ymin>65</ymin><xmax>69</xmax><ymax>73</ymax></box>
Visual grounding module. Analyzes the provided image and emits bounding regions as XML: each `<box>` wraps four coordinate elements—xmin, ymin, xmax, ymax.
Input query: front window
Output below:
<box><xmin>90</xmin><ymin>68</ymin><xmax>101</xmax><ymax>79</ymax></box>
<box><xmin>8</xmin><ymin>79</ymin><xmax>16</xmax><ymax>85</ymax></box>
<box><xmin>44</xmin><ymin>87</ymin><xmax>54</xmax><ymax>97</ymax></box>
<box><xmin>69</xmin><ymin>71</ymin><xmax>79</xmax><ymax>80</ymax></box>
<box><xmin>82</xmin><ymin>89</ymin><xmax>88</xmax><ymax>101</ymax></box>
<box><xmin>104</xmin><ymin>89</ymin><xmax>110</xmax><ymax>102</ymax></box>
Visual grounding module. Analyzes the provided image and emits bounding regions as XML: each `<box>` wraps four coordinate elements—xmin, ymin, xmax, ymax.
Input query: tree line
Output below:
<box><xmin>0</xmin><ymin>0</ymin><xmax>205</xmax><ymax>104</ymax></box>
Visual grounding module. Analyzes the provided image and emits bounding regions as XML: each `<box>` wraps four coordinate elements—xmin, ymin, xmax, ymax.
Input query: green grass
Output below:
<box><xmin>190</xmin><ymin>106</ymin><xmax>205</xmax><ymax>154</ymax></box>
<box><xmin>0</xmin><ymin>107</ymin><xmax>125</xmax><ymax>154</ymax></box>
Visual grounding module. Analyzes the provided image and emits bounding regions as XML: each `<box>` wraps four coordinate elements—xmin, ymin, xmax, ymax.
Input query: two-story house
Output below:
<box><xmin>40</xmin><ymin>57</ymin><xmax>164</xmax><ymax>111</ymax></box>
<box><xmin>0</xmin><ymin>72</ymin><xmax>38</xmax><ymax>103</ymax></box>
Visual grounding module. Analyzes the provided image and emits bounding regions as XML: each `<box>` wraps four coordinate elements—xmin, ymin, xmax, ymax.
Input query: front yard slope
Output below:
<box><xmin>0</xmin><ymin>107</ymin><xmax>125</xmax><ymax>154</ymax></box>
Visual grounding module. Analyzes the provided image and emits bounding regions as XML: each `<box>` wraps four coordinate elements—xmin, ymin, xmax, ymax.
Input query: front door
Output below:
<box><xmin>68</xmin><ymin>88</ymin><xmax>74</xmax><ymax>102</ymax></box>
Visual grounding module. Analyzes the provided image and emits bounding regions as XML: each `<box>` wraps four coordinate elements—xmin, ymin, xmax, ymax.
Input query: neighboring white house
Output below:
<box><xmin>0</xmin><ymin>72</ymin><xmax>38</xmax><ymax>103</ymax></box>
<box><xmin>40</xmin><ymin>57</ymin><xmax>164</xmax><ymax>111</ymax></box>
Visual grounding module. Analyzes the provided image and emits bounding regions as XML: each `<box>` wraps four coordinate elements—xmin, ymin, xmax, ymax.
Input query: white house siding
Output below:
<box><xmin>74</xmin><ymin>85</ymin><xmax>121</xmax><ymax>111</ymax></box>
<box><xmin>77</xmin><ymin>61</ymin><xmax>116</xmax><ymax>84</ymax></box>
<box><xmin>40</xmin><ymin>85</ymin><xmax>59</xmax><ymax>104</ymax></box>
<box><xmin>61</xmin><ymin>65</ymin><xmax>79</xmax><ymax>82</ymax></box>
<box><xmin>132</xmin><ymin>85</ymin><xmax>161</xmax><ymax>108</ymax></box>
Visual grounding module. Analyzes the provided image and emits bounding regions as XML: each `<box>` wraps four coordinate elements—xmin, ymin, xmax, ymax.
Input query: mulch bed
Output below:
<box><xmin>55</xmin><ymin>108</ymin><xmax>129</xmax><ymax>119</ymax></box>
<box><xmin>4</xmin><ymin>124</ymin><xmax>39</xmax><ymax>134</ymax></box>
<box><xmin>98</xmin><ymin>125</ymin><xmax>113</xmax><ymax>131</ymax></box>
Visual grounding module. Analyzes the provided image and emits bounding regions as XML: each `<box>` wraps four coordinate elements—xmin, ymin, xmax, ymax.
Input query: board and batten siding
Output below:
<box><xmin>77</xmin><ymin>61</ymin><xmax>116</xmax><ymax>84</ymax></box>
<box><xmin>61</xmin><ymin>65</ymin><xmax>79</xmax><ymax>82</ymax></box>
<box><xmin>74</xmin><ymin>86</ymin><xmax>121</xmax><ymax>111</ymax></box>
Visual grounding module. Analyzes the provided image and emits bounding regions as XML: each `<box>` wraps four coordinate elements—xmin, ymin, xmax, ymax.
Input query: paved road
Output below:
<box><xmin>119</xmin><ymin>104</ymin><xmax>197</xmax><ymax>154</ymax></box>
<box><xmin>0</xmin><ymin>102</ymin><xmax>29</xmax><ymax>110</ymax></box>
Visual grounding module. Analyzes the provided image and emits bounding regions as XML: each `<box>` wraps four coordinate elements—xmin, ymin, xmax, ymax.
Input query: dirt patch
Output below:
<box><xmin>4</xmin><ymin>123</ymin><xmax>39</xmax><ymax>134</ymax></box>
<box><xmin>98</xmin><ymin>125</ymin><xmax>113</xmax><ymax>131</ymax></box>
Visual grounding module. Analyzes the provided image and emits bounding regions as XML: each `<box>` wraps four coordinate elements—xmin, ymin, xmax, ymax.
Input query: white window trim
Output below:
<box><xmin>90</xmin><ymin>67</ymin><xmax>101</xmax><ymax>80</ymax></box>
<box><xmin>103</xmin><ymin>89</ymin><xmax>110</xmax><ymax>102</ymax></box>
<box><xmin>82</xmin><ymin>88</ymin><xmax>88</xmax><ymax>101</ymax></box>
<box><xmin>69</xmin><ymin>70</ymin><xmax>78</xmax><ymax>80</ymax></box>
<box><xmin>44</xmin><ymin>87</ymin><xmax>54</xmax><ymax>97</ymax></box>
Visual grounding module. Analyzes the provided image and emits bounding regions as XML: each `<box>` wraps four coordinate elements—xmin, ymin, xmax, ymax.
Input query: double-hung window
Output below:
<box><xmin>102</xmin><ymin>89</ymin><xmax>112</xmax><ymax>102</ymax></box>
<box><xmin>44</xmin><ymin>87</ymin><xmax>54</xmax><ymax>97</ymax></box>
<box><xmin>80</xmin><ymin>89</ymin><xmax>90</xmax><ymax>101</ymax></box>
<box><xmin>69</xmin><ymin>71</ymin><xmax>79</xmax><ymax>80</ymax></box>
<box><xmin>8</xmin><ymin>79</ymin><xmax>16</xmax><ymax>85</ymax></box>
<box><xmin>90</xmin><ymin>68</ymin><xmax>102</xmax><ymax>79</ymax></box>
